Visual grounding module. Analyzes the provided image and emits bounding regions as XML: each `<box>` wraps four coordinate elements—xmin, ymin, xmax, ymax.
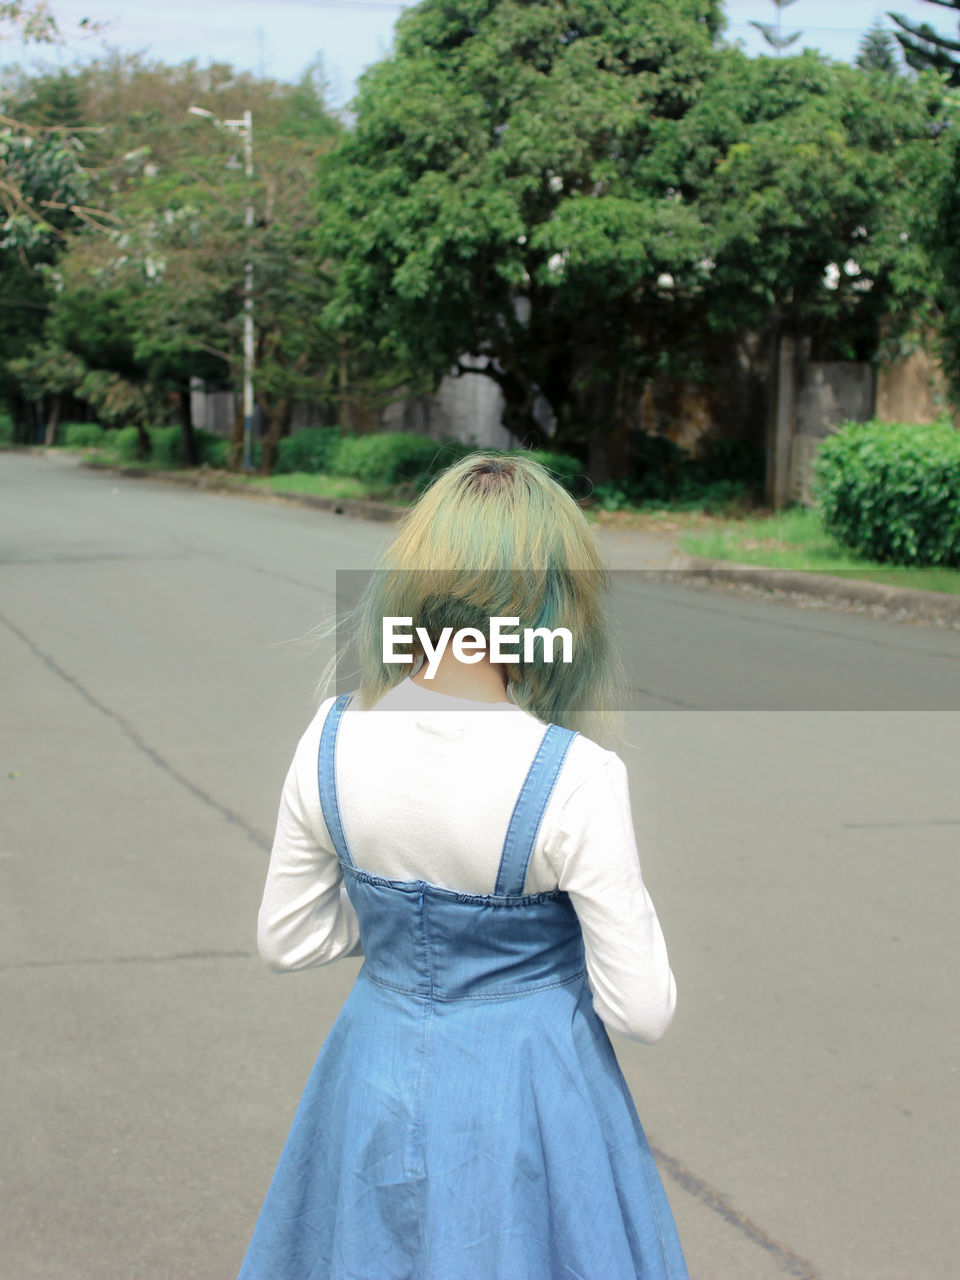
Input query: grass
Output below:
<box><xmin>678</xmin><ymin>504</ymin><xmax>960</xmax><ymax>596</ymax></box>
<box><xmin>84</xmin><ymin>450</ymin><xmax>174</xmax><ymax>472</ymax></box>
<box><xmin>240</xmin><ymin>472</ymin><xmax>384</xmax><ymax>501</ymax></box>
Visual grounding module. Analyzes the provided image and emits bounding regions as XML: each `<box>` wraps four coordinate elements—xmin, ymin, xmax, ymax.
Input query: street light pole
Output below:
<box><xmin>239</xmin><ymin>109</ymin><xmax>255</xmax><ymax>473</ymax></box>
<box><xmin>188</xmin><ymin>105</ymin><xmax>255</xmax><ymax>472</ymax></box>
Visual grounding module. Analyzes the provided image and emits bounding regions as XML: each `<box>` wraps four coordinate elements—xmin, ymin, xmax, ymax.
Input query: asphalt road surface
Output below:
<box><xmin>1</xmin><ymin>452</ymin><xmax>958</xmax><ymax>1280</ymax></box>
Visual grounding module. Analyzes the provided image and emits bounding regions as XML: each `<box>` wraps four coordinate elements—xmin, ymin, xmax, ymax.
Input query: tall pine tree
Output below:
<box><xmin>857</xmin><ymin>19</ymin><xmax>901</xmax><ymax>73</ymax></box>
<box><xmin>887</xmin><ymin>1</ymin><xmax>960</xmax><ymax>86</ymax></box>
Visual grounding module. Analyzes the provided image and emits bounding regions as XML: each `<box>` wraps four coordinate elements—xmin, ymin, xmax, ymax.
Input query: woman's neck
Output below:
<box><xmin>410</xmin><ymin>651</ymin><xmax>511</xmax><ymax>703</ymax></box>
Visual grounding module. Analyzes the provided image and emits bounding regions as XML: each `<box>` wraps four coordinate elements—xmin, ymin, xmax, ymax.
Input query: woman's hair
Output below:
<box><xmin>318</xmin><ymin>451</ymin><xmax>628</xmax><ymax>746</ymax></box>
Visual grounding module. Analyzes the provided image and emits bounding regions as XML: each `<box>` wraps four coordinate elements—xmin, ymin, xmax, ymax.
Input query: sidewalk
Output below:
<box><xmin>593</xmin><ymin>522</ymin><xmax>960</xmax><ymax>625</ymax></box>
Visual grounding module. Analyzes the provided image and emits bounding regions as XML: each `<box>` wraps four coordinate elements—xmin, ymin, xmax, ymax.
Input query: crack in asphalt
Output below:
<box><xmin>0</xmin><ymin>607</ymin><xmax>271</xmax><ymax>854</ymax></box>
<box><xmin>841</xmin><ymin>818</ymin><xmax>960</xmax><ymax>828</ymax></box>
<box><xmin>0</xmin><ymin>552</ymin><xmax>191</xmax><ymax>566</ymax></box>
<box><xmin>651</xmin><ymin>1144</ymin><xmax>822</xmax><ymax>1279</ymax></box>
<box><xmin>0</xmin><ymin>949</ymin><xmax>255</xmax><ymax>972</ymax></box>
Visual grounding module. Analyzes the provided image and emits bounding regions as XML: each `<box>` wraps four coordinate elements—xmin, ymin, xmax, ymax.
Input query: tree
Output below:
<box><xmin>690</xmin><ymin>54</ymin><xmax>951</xmax><ymax>350</ymax></box>
<box><xmin>20</xmin><ymin>55</ymin><xmax>349</xmax><ymax>469</ymax></box>
<box><xmin>887</xmin><ymin>1</ymin><xmax>960</xmax><ymax>86</ymax></box>
<box><xmin>749</xmin><ymin>0</ymin><xmax>802</xmax><ymax>56</ymax></box>
<box><xmin>5</xmin><ymin>340</ymin><xmax>84</xmax><ymax>442</ymax></box>
<box><xmin>857</xmin><ymin>19</ymin><xmax>901</xmax><ymax>75</ymax></box>
<box><xmin>1</xmin><ymin>4</ymin><xmax>108</xmax><ymax>241</ymax></box>
<box><xmin>316</xmin><ymin>1</ymin><xmax>949</xmax><ymax>481</ymax></box>
<box><xmin>930</xmin><ymin>93</ymin><xmax>960</xmax><ymax>403</ymax></box>
<box><xmin>0</xmin><ymin>24</ymin><xmax>95</xmax><ymax>436</ymax></box>
<box><xmin>0</xmin><ymin>2</ymin><xmax>59</xmax><ymax>44</ymax></box>
<box><xmin>317</xmin><ymin>0</ymin><xmax>728</xmax><ymax>481</ymax></box>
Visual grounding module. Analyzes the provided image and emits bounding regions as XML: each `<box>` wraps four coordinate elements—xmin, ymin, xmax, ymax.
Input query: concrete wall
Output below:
<box><xmin>382</xmin><ymin>368</ymin><xmax>513</xmax><ymax>449</ymax></box>
<box><xmin>786</xmin><ymin>349</ymin><xmax>876</xmax><ymax>506</ymax></box>
<box><xmin>875</xmin><ymin>340</ymin><xmax>954</xmax><ymax>424</ymax></box>
<box><xmin>783</xmin><ymin>335</ymin><xmax>957</xmax><ymax>507</ymax></box>
<box><xmin>190</xmin><ymin>380</ymin><xmax>235</xmax><ymax>435</ymax></box>
<box><xmin>795</xmin><ymin>359</ymin><xmax>875</xmax><ymax>438</ymax></box>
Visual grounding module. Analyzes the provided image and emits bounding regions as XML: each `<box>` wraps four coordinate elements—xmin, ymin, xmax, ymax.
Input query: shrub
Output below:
<box><xmin>0</xmin><ymin>413</ymin><xmax>13</xmax><ymax>446</ymax></box>
<box><xmin>63</xmin><ymin>422</ymin><xmax>105</xmax><ymax>448</ymax></box>
<box><xmin>148</xmin><ymin>425</ymin><xmax>182</xmax><ymax>467</ymax></box>
<box><xmin>692</xmin><ymin>436</ymin><xmax>766</xmax><ymax>488</ymax></box>
<box><xmin>591</xmin><ymin>472</ymin><xmax>750</xmax><ymax>513</ymax></box>
<box><xmin>194</xmin><ymin>428</ymin><xmax>229</xmax><ymax>468</ymax></box>
<box><xmin>630</xmin><ymin>432</ymin><xmax>688</xmax><ymax>490</ymax></box>
<box><xmin>275</xmin><ymin>427</ymin><xmax>343</xmax><ymax>474</ymax></box>
<box><xmin>114</xmin><ymin>426</ymin><xmax>141</xmax><ymax>462</ymax></box>
<box><xmin>522</xmin><ymin>449</ymin><xmax>589</xmax><ymax>498</ymax></box>
<box><xmin>331</xmin><ymin>432</ymin><xmax>472</xmax><ymax>488</ymax></box>
<box><xmin>812</xmin><ymin>418</ymin><xmax>960</xmax><ymax>566</ymax></box>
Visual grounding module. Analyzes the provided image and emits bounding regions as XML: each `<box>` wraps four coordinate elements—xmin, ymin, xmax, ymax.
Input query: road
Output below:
<box><xmin>1</xmin><ymin>451</ymin><xmax>958</xmax><ymax>1280</ymax></box>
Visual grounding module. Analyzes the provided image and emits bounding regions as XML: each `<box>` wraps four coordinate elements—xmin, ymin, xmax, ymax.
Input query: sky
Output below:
<box><xmin>2</xmin><ymin>0</ymin><xmax>955</xmax><ymax>110</ymax></box>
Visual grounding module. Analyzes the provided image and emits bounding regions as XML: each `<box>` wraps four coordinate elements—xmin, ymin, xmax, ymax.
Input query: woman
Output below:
<box><xmin>239</xmin><ymin>452</ymin><xmax>688</xmax><ymax>1279</ymax></box>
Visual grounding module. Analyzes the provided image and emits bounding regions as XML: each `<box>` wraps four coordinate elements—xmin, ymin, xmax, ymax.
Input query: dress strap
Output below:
<box><xmin>317</xmin><ymin>691</ymin><xmax>356</xmax><ymax>869</ymax></box>
<box><xmin>494</xmin><ymin>724</ymin><xmax>578</xmax><ymax>897</ymax></box>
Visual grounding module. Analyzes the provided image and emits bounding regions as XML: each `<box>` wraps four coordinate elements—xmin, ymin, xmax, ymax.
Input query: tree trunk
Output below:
<box><xmin>228</xmin><ymin>405</ymin><xmax>244</xmax><ymax>472</ymax></box>
<box><xmin>338</xmin><ymin>340</ymin><xmax>351</xmax><ymax>433</ymax></box>
<box><xmin>136</xmin><ymin>423</ymin><xmax>151</xmax><ymax>460</ymax></box>
<box><xmin>178</xmin><ymin>386</ymin><xmax>199</xmax><ymax>467</ymax></box>
<box><xmin>258</xmin><ymin>392</ymin><xmax>291</xmax><ymax>475</ymax></box>
<box><xmin>44</xmin><ymin>396</ymin><xmax>61</xmax><ymax>447</ymax></box>
<box><xmin>11</xmin><ymin>393</ymin><xmax>32</xmax><ymax>445</ymax></box>
<box><xmin>594</xmin><ymin>369</ymin><xmax>635</xmax><ymax>485</ymax></box>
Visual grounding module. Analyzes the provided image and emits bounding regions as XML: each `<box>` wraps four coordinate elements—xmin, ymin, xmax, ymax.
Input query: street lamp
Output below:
<box><xmin>188</xmin><ymin>105</ymin><xmax>256</xmax><ymax>472</ymax></box>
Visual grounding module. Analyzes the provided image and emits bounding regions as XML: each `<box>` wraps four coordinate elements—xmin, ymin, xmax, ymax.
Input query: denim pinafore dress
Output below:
<box><xmin>239</xmin><ymin>693</ymin><xmax>688</xmax><ymax>1280</ymax></box>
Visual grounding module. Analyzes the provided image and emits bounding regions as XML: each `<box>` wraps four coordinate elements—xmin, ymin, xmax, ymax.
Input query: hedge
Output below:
<box><xmin>114</xmin><ymin>426</ymin><xmax>141</xmax><ymax>461</ymax></box>
<box><xmin>63</xmin><ymin>422</ymin><xmax>106</xmax><ymax>448</ymax></box>
<box><xmin>812</xmin><ymin>417</ymin><xmax>960</xmax><ymax>566</ymax></box>
<box><xmin>330</xmin><ymin>433</ymin><xmax>473</xmax><ymax>488</ymax></box>
<box><xmin>275</xmin><ymin>427</ymin><xmax>343</xmax><ymax>475</ymax></box>
<box><xmin>196</xmin><ymin>429</ymin><xmax>230</xmax><ymax>468</ymax></box>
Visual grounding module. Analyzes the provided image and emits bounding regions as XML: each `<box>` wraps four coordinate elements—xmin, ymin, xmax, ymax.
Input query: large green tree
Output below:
<box><xmin>6</xmin><ymin>55</ymin><xmax>352</xmax><ymax>467</ymax></box>
<box><xmin>318</xmin><ymin>0</ymin><xmax>727</xmax><ymax>480</ymax></box>
<box><xmin>316</xmin><ymin>0</ymin><xmax>949</xmax><ymax>480</ymax></box>
<box><xmin>1</xmin><ymin>6</ymin><xmax>110</xmax><ymax>437</ymax></box>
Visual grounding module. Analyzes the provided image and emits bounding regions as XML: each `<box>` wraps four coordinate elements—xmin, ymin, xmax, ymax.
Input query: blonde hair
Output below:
<box><xmin>319</xmin><ymin>451</ymin><xmax>627</xmax><ymax>746</ymax></box>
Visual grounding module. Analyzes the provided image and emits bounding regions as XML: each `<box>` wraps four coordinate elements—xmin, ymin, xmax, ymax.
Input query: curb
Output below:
<box><xmin>675</xmin><ymin>555</ymin><xmax>960</xmax><ymax>623</ymax></box>
<box><xmin>77</xmin><ymin>457</ymin><xmax>960</xmax><ymax>623</ymax></box>
<box><xmin>86</xmin><ymin>462</ymin><xmax>408</xmax><ymax>524</ymax></box>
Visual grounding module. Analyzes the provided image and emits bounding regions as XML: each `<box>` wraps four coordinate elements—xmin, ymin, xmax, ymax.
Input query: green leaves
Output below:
<box><xmin>316</xmin><ymin>0</ymin><xmax>730</xmax><ymax>454</ymax></box>
<box><xmin>316</xmin><ymin>3</ymin><xmax>952</xmax><ymax>461</ymax></box>
<box><xmin>813</xmin><ymin>418</ymin><xmax>960</xmax><ymax>566</ymax></box>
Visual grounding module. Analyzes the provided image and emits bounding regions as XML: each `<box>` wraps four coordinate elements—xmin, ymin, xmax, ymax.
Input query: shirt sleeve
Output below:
<box><xmin>256</xmin><ymin>715</ymin><xmax>364</xmax><ymax>973</ymax></box>
<box><xmin>543</xmin><ymin>753</ymin><xmax>677</xmax><ymax>1044</ymax></box>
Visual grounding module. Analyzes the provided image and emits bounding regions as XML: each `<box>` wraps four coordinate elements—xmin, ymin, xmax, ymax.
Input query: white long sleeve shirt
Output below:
<box><xmin>258</xmin><ymin>676</ymin><xmax>677</xmax><ymax>1044</ymax></box>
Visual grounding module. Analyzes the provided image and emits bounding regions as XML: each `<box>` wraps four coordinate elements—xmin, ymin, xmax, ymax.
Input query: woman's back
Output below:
<box><xmin>259</xmin><ymin>676</ymin><xmax>677</xmax><ymax>1044</ymax></box>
